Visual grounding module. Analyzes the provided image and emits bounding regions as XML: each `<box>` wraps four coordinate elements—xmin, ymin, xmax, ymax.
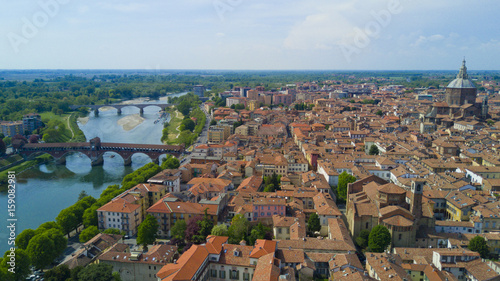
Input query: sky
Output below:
<box><xmin>1</xmin><ymin>0</ymin><xmax>499</xmax><ymax>70</ymax></box>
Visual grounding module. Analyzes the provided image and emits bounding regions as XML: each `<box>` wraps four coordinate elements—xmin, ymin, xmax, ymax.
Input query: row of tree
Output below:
<box><xmin>10</xmin><ymin>162</ymin><xmax>164</xmax><ymax>277</ymax></box>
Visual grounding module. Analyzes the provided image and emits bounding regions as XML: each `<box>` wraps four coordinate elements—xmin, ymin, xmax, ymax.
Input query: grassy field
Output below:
<box><xmin>0</xmin><ymin>154</ymin><xmax>24</xmax><ymax>167</ymax></box>
<box><xmin>165</xmin><ymin>110</ymin><xmax>184</xmax><ymax>144</ymax></box>
<box><xmin>39</xmin><ymin>111</ymin><xmax>67</xmax><ymax>123</ymax></box>
<box><xmin>39</xmin><ymin>111</ymin><xmax>87</xmax><ymax>143</ymax></box>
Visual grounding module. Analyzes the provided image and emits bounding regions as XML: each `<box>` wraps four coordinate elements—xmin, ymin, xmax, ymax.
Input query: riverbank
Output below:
<box><xmin>68</xmin><ymin>112</ymin><xmax>87</xmax><ymax>142</ymax></box>
<box><xmin>0</xmin><ymin>154</ymin><xmax>53</xmax><ymax>191</ymax></box>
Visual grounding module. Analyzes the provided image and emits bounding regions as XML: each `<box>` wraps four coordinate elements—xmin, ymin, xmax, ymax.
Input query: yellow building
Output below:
<box><xmin>445</xmin><ymin>191</ymin><xmax>476</xmax><ymax>221</ymax></box>
<box><xmin>248</xmin><ymin>100</ymin><xmax>259</xmax><ymax>111</ymax></box>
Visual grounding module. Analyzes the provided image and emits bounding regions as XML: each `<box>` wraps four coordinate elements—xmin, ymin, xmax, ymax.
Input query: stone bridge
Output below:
<box><xmin>18</xmin><ymin>137</ymin><xmax>184</xmax><ymax>166</ymax></box>
<box><xmin>69</xmin><ymin>103</ymin><xmax>174</xmax><ymax>116</ymax></box>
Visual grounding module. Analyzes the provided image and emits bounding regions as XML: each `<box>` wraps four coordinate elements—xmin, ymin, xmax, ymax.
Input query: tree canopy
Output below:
<box><xmin>77</xmin><ymin>263</ymin><xmax>115</xmax><ymax>281</ymax></box>
<box><xmin>171</xmin><ymin>220</ymin><xmax>187</xmax><ymax>241</ymax></box>
<box><xmin>161</xmin><ymin>155</ymin><xmax>180</xmax><ymax>170</ymax></box>
<box><xmin>228</xmin><ymin>214</ymin><xmax>249</xmax><ymax>244</ymax></box>
<box><xmin>307</xmin><ymin>213</ymin><xmax>321</xmax><ymax>234</ymax></box>
<box><xmin>368</xmin><ymin>225</ymin><xmax>391</xmax><ymax>253</ymax></box>
<box><xmin>355</xmin><ymin>229</ymin><xmax>370</xmax><ymax>249</ymax></box>
<box><xmin>137</xmin><ymin>215</ymin><xmax>159</xmax><ymax>250</ymax></box>
<box><xmin>0</xmin><ymin>249</ymin><xmax>31</xmax><ymax>281</ymax></box>
<box><xmin>468</xmin><ymin>236</ymin><xmax>490</xmax><ymax>258</ymax></box>
<box><xmin>248</xmin><ymin>223</ymin><xmax>272</xmax><ymax>246</ymax></box>
<box><xmin>337</xmin><ymin>171</ymin><xmax>356</xmax><ymax>201</ymax></box>
<box><xmin>369</xmin><ymin>144</ymin><xmax>380</xmax><ymax>155</ymax></box>
<box><xmin>211</xmin><ymin>224</ymin><xmax>228</xmax><ymax>236</ymax></box>
<box><xmin>79</xmin><ymin>226</ymin><xmax>100</xmax><ymax>243</ymax></box>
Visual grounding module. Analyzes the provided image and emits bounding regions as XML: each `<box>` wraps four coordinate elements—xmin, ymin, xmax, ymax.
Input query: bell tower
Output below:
<box><xmin>410</xmin><ymin>179</ymin><xmax>425</xmax><ymax>220</ymax></box>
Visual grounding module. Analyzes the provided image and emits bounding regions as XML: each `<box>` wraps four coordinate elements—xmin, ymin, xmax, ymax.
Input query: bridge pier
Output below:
<box><xmin>152</xmin><ymin>157</ymin><xmax>160</xmax><ymax>165</ymax></box>
<box><xmin>117</xmin><ymin>108</ymin><xmax>122</xmax><ymax>115</ymax></box>
<box><xmin>94</xmin><ymin>108</ymin><xmax>99</xmax><ymax>117</ymax></box>
<box><xmin>139</xmin><ymin>108</ymin><xmax>144</xmax><ymax>116</ymax></box>
<box><xmin>55</xmin><ymin>156</ymin><xmax>66</xmax><ymax>165</ymax></box>
<box><xmin>90</xmin><ymin>154</ymin><xmax>104</xmax><ymax>166</ymax></box>
<box><xmin>123</xmin><ymin>157</ymin><xmax>132</xmax><ymax>166</ymax></box>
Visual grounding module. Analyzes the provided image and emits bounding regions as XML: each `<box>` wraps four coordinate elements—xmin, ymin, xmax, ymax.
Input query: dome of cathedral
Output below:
<box><xmin>447</xmin><ymin>60</ymin><xmax>476</xmax><ymax>89</ymax></box>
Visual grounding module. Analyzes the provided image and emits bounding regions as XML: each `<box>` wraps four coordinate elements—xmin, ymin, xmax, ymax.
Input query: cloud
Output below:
<box><xmin>283</xmin><ymin>12</ymin><xmax>355</xmax><ymax>50</ymax></box>
<box><xmin>215</xmin><ymin>32</ymin><xmax>225</xmax><ymax>38</ymax></box>
<box><xmin>412</xmin><ymin>34</ymin><xmax>444</xmax><ymax>47</ymax></box>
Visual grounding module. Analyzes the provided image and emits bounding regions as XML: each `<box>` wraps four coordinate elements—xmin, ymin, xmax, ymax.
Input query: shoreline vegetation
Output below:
<box><xmin>0</xmin><ymin>154</ymin><xmax>53</xmax><ymax>191</ymax></box>
<box><xmin>161</xmin><ymin>93</ymin><xmax>206</xmax><ymax>147</ymax></box>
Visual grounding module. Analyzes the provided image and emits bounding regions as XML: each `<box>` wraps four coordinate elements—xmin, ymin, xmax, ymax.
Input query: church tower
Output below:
<box><xmin>410</xmin><ymin>179</ymin><xmax>425</xmax><ymax>220</ymax></box>
<box><xmin>445</xmin><ymin>60</ymin><xmax>477</xmax><ymax>106</ymax></box>
<box><xmin>482</xmin><ymin>96</ymin><xmax>489</xmax><ymax>120</ymax></box>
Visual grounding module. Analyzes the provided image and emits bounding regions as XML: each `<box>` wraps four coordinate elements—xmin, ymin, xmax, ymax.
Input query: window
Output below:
<box><xmin>366</xmin><ymin>222</ymin><xmax>369</xmax><ymax>229</ymax></box>
<box><xmin>278</xmin><ymin>228</ymin><xmax>282</xmax><ymax>234</ymax></box>
<box><xmin>230</xmin><ymin>270</ymin><xmax>239</xmax><ymax>280</ymax></box>
<box><xmin>210</xmin><ymin>269</ymin><xmax>217</xmax><ymax>278</ymax></box>
<box><xmin>220</xmin><ymin>270</ymin><xmax>226</xmax><ymax>279</ymax></box>
<box><xmin>398</xmin><ymin>234</ymin><xmax>402</xmax><ymax>240</ymax></box>
<box><xmin>243</xmin><ymin>272</ymin><xmax>250</xmax><ymax>281</ymax></box>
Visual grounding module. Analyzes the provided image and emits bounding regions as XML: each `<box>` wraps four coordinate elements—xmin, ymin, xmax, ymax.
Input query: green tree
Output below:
<box><xmin>70</xmin><ymin>266</ymin><xmax>84</xmax><ymax>281</ymax></box>
<box><xmin>307</xmin><ymin>213</ymin><xmax>321</xmax><ymax>234</ymax></box>
<box><xmin>337</xmin><ymin>171</ymin><xmax>356</xmax><ymax>201</ymax></box>
<box><xmin>77</xmin><ymin>263</ymin><xmax>114</xmax><ymax>281</ymax></box>
<box><xmin>177</xmin><ymin>101</ymin><xmax>191</xmax><ymax>116</ymax></box>
<box><xmin>468</xmin><ymin>236</ymin><xmax>490</xmax><ymax>258</ymax></box>
<box><xmin>103</xmin><ymin>228</ymin><xmax>124</xmax><ymax>235</ymax></box>
<box><xmin>161</xmin><ymin>155</ymin><xmax>180</xmax><ymax>170</ymax></box>
<box><xmin>355</xmin><ymin>229</ymin><xmax>370</xmax><ymax>249</ymax></box>
<box><xmin>78</xmin><ymin>190</ymin><xmax>89</xmax><ymax>201</ymax></box>
<box><xmin>113</xmin><ymin>271</ymin><xmax>123</xmax><ymax>281</ymax></box>
<box><xmin>228</xmin><ymin>214</ymin><xmax>249</xmax><ymax>244</ymax></box>
<box><xmin>44</xmin><ymin>264</ymin><xmax>71</xmax><ymax>281</ymax></box>
<box><xmin>248</xmin><ymin>223</ymin><xmax>272</xmax><ymax>245</ymax></box>
<box><xmin>180</xmin><ymin>119</ymin><xmax>195</xmax><ymax>132</ymax></box>
<box><xmin>369</xmin><ymin>144</ymin><xmax>380</xmax><ymax>155</ymax></box>
<box><xmin>171</xmin><ymin>220</ymin><xmax>187</xmax><ymax>240</ymax></box>
<box><xmin>137</xmin><ymin>215</ymin><xmax>159</xmax><ymax>250</ymax></box>
<box><xmin>79</xmin><ymin>226</ymin><xmax>100</xmax><ymax>243</ymax></box>
<box><xmin>27</xmin><ymin>233</ymin><xmax>56</xmax><ymax>269</ymax></box>
<box><xmin>375</xmin><ymin>110</ymin><xmax>383</xmax><ymax>116</ymax></box>
<box><xmin>210</xmin><ymin>119</ymin><xmax>217</xmax><ymax>126</ymax></box>
<box><xmin>0</xmin><ymin>139</ymin><xmax>6</xmax><ymax>155</ymax></box>
<box><xmin>0</xmin><ymin>249</ymin><xmax>31</xmax><ymax>281</ymax></box>
<box><xmin>83</xmin><ymin>205</ymin><xmax>99</xmax><ymax>227</ymax></box>
<box><xmin>35</xmin><ymin>221</ymin><xmax>63</xmax><ymax>235</ymax></box>
<box><xmin>368</xmin><ymin>225</ymin><xmax>391</xmax><ymax>253</ymax></box>
<box><xmin>211</xmin><ymin>224</ymin><xmax>228</xmax><ymax>236</ymax></box>
<box><xmin>44</xmin><ymin>229</ymin><xmax>67</xmax><ymax>259</ymax></box>
<box><xmin>15</xmin><ymin>229</ymin><xmax>36</xmax><ymax>250</ymax></box>
<box><xmin>56</xmin><ymin>208</ymin><xmax>79</xmax><ymax>237</ymax></box>
<box><xmin>198</xmin><ymin>209</ymin><xmax>214</xmax><ymax>239</ymax></box>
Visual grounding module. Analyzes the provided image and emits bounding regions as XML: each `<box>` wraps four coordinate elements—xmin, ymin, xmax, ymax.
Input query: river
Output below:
<box><xmin>0</xmin><ymin>92</ymin><xmax>187</xmax><ymax>254</ymax></box>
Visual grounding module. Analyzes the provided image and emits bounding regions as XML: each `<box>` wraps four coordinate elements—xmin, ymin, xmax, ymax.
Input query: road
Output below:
<box><xmin>180</xmin><ymin>104</ymin><xmax>211</xmax><ymax>165</ymax></box>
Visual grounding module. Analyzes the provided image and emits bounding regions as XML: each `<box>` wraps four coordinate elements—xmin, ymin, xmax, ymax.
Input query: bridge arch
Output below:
<box><xmin>128</xmin><ymin>152</ymin><xmax>157</xmax><ymax>166</ymax></box>
<box><xmin>102</xmin><ymin>151</ymin><xmax>126</xmax><ymax>165</ymax></box>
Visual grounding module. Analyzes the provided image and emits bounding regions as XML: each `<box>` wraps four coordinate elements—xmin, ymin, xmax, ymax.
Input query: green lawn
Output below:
<box><xmin>39</xmin><ymin>111</ymin><xmax>86</xmax><ymax>143</ymax></box>
<box><xmin>165</xmin><ymin>110</ymin><xmax>184</xmax><ymax>144</ymax></box>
